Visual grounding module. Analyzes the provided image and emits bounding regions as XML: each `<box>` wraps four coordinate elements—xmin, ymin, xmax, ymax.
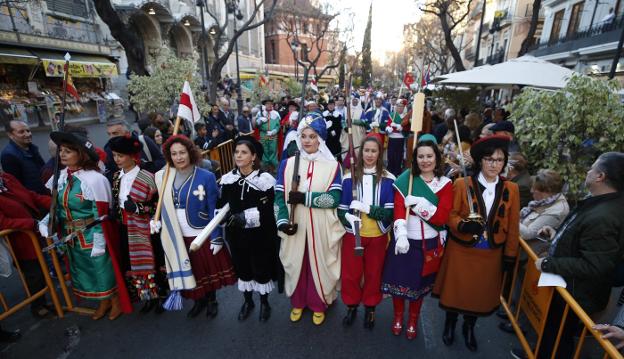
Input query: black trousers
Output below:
<box><xmin>18</xmin><ymin>259</ymin><xmax>47</xmax><ymax>310</ymax></box>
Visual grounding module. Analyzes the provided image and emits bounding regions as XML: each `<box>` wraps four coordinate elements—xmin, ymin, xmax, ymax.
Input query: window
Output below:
<box><xmin>549</xmin><ymin>9</ymin><xmax>565</xmax><ymax>43</ymax></box>
<box><xmin>270</xmin><ymin>40</ymin><xmax>276</xmax><ymax>63</ymax></box>
<box><xmin>46</xmin><ymin>0</ymin><xmax>88</xmax><ymax>18</ymax></box>
<box><xmin>566</xmin><ymin>1</ymin><xmax>584</xmax><ymax>37</ymax></box>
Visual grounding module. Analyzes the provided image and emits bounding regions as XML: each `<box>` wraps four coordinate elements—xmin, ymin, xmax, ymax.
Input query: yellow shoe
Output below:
<box><xmin>312</xmin><ymin>312</ymin><xmax>325</xmax><ymax>325</ymax></box>
<box><xmin>290</xmin><ymin>308</ymin><xmax>303</xmax><ymax>322</ymax></box>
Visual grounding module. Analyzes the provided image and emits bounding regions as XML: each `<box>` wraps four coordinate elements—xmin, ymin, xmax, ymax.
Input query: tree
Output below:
<box><xmin>420</xmin><ymin>0</ymin><xmax>473</xmax><ymax>72</ymax></box>
<box><xmin>518</xmin><ymin>0</ymin><xmax>542</xmax><ymax>56</ymax></box>
<box><xmin>512</xmin><ymin>75</ymin><xmax>624</xmax><ymax>202</ymax></box>
<box><xmin>205</xmin><ymin>0</ymin><xmax>277</xmax><ymax>102</ymax></box>
<box><xmin>279</xmin><ymin>2</ymin><xmax>345</xmax><ymax>93</ymax></box>
<box><xmin>360</xmin><ymin>3</ymin><xmax>373</xmax><ymax>87</ymax></box>
<box><xmin>92</xmin><ymin>0</ymin><xmax>149</xmax><ymax>76</ymax></box>
<box><xmin>127</xmin><ymin>48</ymin><xmax>209</xmax><ymax>116</ymax></box>
<box><xmin>405</xmin><ymin>15</ymin><xmax>458</xmax><ymax>77</ymax></box>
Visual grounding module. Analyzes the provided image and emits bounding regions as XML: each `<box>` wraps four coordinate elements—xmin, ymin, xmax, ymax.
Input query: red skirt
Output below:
<box><xmin>182</xmin><ymin>236</ymin><xmax>237</xmax><ymax>300</ymax></box>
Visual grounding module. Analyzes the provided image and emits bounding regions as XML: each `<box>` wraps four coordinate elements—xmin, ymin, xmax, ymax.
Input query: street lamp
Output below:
<box><xmin>226</xmin><ymin>0</ymin><xmax>244</xmax><ymax>115</ymax></box>
<box><xmin>290</xmin><ymin>40</ymin><xmax>300</xmax><ymax>82</ymax></box>
<box><xmin>196</xmin><ymin>0</ymin><xmax>211</xmax><ymax>90</ymax></box>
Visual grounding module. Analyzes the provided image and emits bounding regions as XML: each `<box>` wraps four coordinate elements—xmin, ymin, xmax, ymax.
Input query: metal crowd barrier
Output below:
<box><xmin>500</xmin><ymin>238</ymin><xmax>623</xmax><ymax>358</ymax></box>
<box><xmin>0</xmin><ymin>229</ymin><xmax>64</xmax><ymax>320</ymax></box>
<box><xmin>202</xmin><ymin>139</ymin><xmax>235</xmax><ymax>177</ymax></box>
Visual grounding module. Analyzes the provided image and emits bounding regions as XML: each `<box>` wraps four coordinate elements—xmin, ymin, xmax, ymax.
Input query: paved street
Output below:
<box><xmin>0</xmin><ymin>279</ymin><xmax>520</xmax><ymax>359</ymax></box>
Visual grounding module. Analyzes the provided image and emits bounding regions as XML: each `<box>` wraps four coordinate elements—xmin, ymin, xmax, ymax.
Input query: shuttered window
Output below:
<box><xmin>46</xmin><ymin>0</ymin><xmax>88</xmax><ymax>18</ymax></box>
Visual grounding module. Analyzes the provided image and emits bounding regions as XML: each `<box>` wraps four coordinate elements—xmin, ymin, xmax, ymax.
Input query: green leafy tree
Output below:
<box><xmin>512</xmin><ymin>74</ymin><xmax>624</xmax><ymax>202</ymax></box>
<box><xmin>127</xmin><ymin>49</ymin><xmax>209</xmax><ymax>117</ymax></box>
<box><xmin>433</xmin><ymin>87</ymin><xmax>480</xmax><ymax>112</ymax></box>
<box><xmin>360</xmin><ymin>3</ymin><xmax>373</xmax><ymax>87</ymax></box>
<box><xmin>283</xmin><ymin>78</ymin><xmax>302</xmax><ymax>98</ymax></box>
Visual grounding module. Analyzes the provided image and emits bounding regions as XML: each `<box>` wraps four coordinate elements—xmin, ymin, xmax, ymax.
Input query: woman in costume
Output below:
<box><xmin>275</xmin><ymin>112</ymin><xmax>345</xmax><ymax>326</ymax></box>
<box><xmin>218</xmin><ymin>135</ymin><xmax>279</xmax><ymax>322</ymax></box>
<box><xmin>432</xmin><ymin>134</ymin><xmax>519</xmax><ymax>352</ymax></box>
<box><xmin>153</xmin><ymin>135</ymin><xmax>236</xmax><ymax>317</ymax></box>
<box><xmin>45</xmin><ymin>131</ymin><xmax>132</xmax><ymax>320</ymax></box>
<box><xmin>110</xmin><ymin>134</ymin><xmax>162</xmax><ymax>313</ymax></box>
<box><xmin>338</xmin><ymin>133</ymin><xmax>395</xmax><ymax>329</ymax></box>
<box><xmin>386</xmin><ymin>99</ymin><xmax>408</xmax><ymax>177</ymax></box>
<box><xmin>381</xmin><ymin>135</ymin><xmax>453</xmax><ymax>340</ymax></box>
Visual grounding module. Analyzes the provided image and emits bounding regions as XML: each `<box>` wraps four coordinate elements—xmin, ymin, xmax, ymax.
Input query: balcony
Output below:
<box><xmin>464</xmin><ymin>45</ymin><xmax>475</xmax><ymax>61</ymax></box>
<box><xmin>486</xmin><ymin>49</ymin><xmax>505</xmax><ymax>64</ymax></box>
<box><xmin>529</xmin><ymin>15</ymin><xmax>624</xmax><ymax>57</ymax></box>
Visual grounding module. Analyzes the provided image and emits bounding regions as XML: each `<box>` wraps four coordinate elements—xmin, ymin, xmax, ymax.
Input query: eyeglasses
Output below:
<box><xmin>483</xmin><ymin>157</ymin><xmax>505</xmax><ymax>165</ymax></box>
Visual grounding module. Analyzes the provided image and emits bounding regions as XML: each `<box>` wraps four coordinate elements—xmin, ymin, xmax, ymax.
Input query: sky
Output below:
<box><xmin>331</xmin><ymin>0</ymin><xmax>422</xmax><ymax>65</ymax></box>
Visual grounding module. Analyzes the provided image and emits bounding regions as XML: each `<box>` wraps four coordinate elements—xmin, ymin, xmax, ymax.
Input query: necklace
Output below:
<box><xmin>420</xmin><ymin>175</ymin><xmax>434</xmax><ymax>183</ymax></box>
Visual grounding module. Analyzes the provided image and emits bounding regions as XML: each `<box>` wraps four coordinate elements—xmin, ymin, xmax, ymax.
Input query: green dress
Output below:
<box><xmin>58</xmin><ymin>175</ymin><xmax>116</xmax><ymax>300</ymax></box>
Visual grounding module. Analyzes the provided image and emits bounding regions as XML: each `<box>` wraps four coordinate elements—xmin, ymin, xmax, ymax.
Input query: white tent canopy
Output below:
<box><xmin>434</xmin><ymin>56</ymin><xmax>575</xmax><ymax>90</ymax></box>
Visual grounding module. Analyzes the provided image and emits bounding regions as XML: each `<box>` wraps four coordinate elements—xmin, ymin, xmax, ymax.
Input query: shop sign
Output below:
<box><xmin>43</xmin><ymin>59</ymin><xmax>118</xmax><ymax>78</ymax></box>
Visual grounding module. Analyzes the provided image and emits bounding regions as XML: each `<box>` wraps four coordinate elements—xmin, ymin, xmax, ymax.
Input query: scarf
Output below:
<box><xmin>520</xmin><ymin>193</ymin><xmax>562</xmax><ymax>220</ymax></box>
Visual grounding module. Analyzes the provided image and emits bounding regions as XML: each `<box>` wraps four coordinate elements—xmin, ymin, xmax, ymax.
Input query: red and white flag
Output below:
<box><xmin>310</xmin><ymin>76</ymin><xmax>318</xmax><ymax>93</ymax></box>
<box><xmin>177</xmin><ymin>81</ymin><xmax>201</xmax><ymax>123</ymax></box>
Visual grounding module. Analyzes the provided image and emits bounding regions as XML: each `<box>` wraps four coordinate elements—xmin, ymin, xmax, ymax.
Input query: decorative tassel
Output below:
<box><xmin>163</xmin><ymin>290</ymin><xmax>183</xmax><ymax>311</ymax></box>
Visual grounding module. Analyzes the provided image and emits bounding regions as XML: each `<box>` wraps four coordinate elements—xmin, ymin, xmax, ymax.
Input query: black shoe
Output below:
<box><xmin>140</xmin><ymin>299</ymin><xmax>157</xmax><ymax>314</ymax></box>
<box><xmin>363</xmin><ymin>307</ymin><xmax>375</xmax><ymax>330</ymax></box>
<box><xmin>206</xmin><ymin>300</ymin><xmax>218</xmax><ymax>318</ymax></box>
<box><xmin>442</xmin><ymin>317</ymin><xmax>457</xmax><ymax>346</ymax></box>
<box><xmin>0</xmin><ymin>329</ymin><xmax>21</xmax><ymax>343</ymax></box>
<box><xmin>187</xmin><ymin>299</ymin><xmax>208</xmax><ymax>318</ymax></box>
<box><xmin>238</xmin><ymin>302</ymin><xmax>255</xmax><ymax>321</ymax></box>
<box><xmin>342</xmin><ymin>306</ymin><xmax>357</xmax><ymax>327</ymax></box>
<box><xmin>496</xmin><ymin>307</ymin><xmax>508</xmax><ymax>320</ymax></box>
<box><xmin>462</xmin><ymin>321</ymin><xmax>478</xmax><ymax>352</ymax></box>
<box><xmin>259</xmin><ymin>302</ymin><xmax>271</xmax><ymax>322</ymax></box>
<box><xmin>154</xmin><ymin>298</ymin><xmax>165</xmax><ymax>314</ymax></box>
<box><xmin>510</xmin><ymin>348</ymin><xmax>528</xmax><ymax>359</ymax></box>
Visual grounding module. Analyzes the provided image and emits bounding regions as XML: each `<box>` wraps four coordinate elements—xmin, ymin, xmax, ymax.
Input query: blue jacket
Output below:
<box><xmin>174</xmin><ymin>166</ymin><xmax>222</xmax><ymax>241</ymax></box>
<box><xmin>237</xmin><ymin>114</ymin><xmax>254</xmax><ymax>133</ymax></box>
<box><xmin>338</xmin><ymin>172</ymin><xmax>395</xmax><ymax>234</ymax></box>
<box><xmin>0</xmin><ymin>140</ymin><xmax>46</xmax><ymax>194</ymax></box>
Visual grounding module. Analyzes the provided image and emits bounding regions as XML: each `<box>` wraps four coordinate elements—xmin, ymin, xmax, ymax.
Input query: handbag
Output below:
<box><xmin>420</xmin><ymin>221</ymin><xmax>444</xmax><ymax>277</ymax></box>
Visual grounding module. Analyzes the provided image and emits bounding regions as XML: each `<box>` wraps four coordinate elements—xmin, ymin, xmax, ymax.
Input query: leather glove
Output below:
<box><xmin>349</xmin><ymin>200</ymin><xmax>370</xmax><ymax>214</ymax></box>
<box><xmin>393</xmin><ymin>219</ymin><xmax>409</xmax><ymax>255</ymax></box>
<box><xmin>227</xmin><ymin>212</ymin><xmax>246</xmax><ymax>228</ymax></box>
<box><xmin>210</xmin><ymin>243</ymin><xmax>223</xmax><ymax>255</ymax></box>
<box><xmin>150</xmin><ymin>220</ymin><xmax>162</xmax><ymax>234</ymax></box>
<box><xmin>278</xmin><ymin>223</ymin><xmax>297</xmax><ymax>235</ymax></box>
<box><xmin>123</xmin><ymin>199</ymin><xmax>138</xmax><ymax>214</ymax></box>
<box><xmin>458</xmin><ymin>220</ymin><xmax>484</xmax><ymax>235</ymax></box>
<box><xmin>344</xmin><ymin>212</ymin><xmax>361</xmax><ymax>230</ymax></box>
<box><xmin>287</xmin><ymin>191</ymin><xmax>305</xmax><ymax>205</ymax></box>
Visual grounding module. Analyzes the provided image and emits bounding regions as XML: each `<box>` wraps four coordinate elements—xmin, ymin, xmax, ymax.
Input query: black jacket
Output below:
<box><xmin>544</xmin><ymin>192</ymin><xmax>624</xmax><ymax>314</ymax></box>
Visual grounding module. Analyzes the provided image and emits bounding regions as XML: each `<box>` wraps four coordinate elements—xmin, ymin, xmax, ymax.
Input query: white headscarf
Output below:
<box><xmin>295</xmin><ymin>118</ymin><xmax>335</xmax><ymax>162</ymax></box>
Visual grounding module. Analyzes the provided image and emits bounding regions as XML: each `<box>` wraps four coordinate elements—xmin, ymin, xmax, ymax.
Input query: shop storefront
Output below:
<box><xmin>0</xmin><ymin>46</ymin><xmax>123</xmax><ymax>129</ymax></box>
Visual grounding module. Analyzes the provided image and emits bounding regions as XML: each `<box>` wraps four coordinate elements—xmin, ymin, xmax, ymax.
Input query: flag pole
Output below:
<box><xmin>153</xmin><ymin>76</ymin><xmax>192</xmax><ymax>223</ymax></box>
<box><xmin>405</xmin><ymin>90</ymin><xmax>425</xmax><ymax>223</ymax></box>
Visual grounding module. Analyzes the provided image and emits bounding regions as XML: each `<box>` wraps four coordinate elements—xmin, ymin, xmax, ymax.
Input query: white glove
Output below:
<box><xmin>439</xmin><ymin>230</ymin><xmax>448</xmax><ymax>246</ymax></box>
<box><xmin>393</xmin><ymin>219</ymin><xmax>409</xmax><ymax>255</ymax></box>
<box><xmin>38</xmin><ymin>214</ymin><xmax>50</xmax><ymax>238</ymax></box>
<box><xmin>325</xmin><ymin>120</ymin><xmax>333</xmax><ymax>129</ymax></box>
<box><xmin>392</xmin><ymin>123</ymin><xmax>403</xmax><ymax>132</ymax></box>
<box><xmin>331</xmin><ymin>130</ymin><xmax>336</xmax><ymax>137</ymax></box>
<box><xmin>370</xmin><ymin>121</ymin><xmax>380</xmax><ymax>129</ymax></box>
<box><xmin>413</xmin><ymin>197</ymin><xmax>437</xmax><ymax>220</ymax></box>
<box><xmin>344</xmin><ymin>212</ymin><xmax>361</xmax><ymax>230</ymax></box>
<box><xmin>210</xmin><ymin>243</ymin><xmax>223</xmax><ymax>255</ymax></box>
<box><xmin>266</xmin><ymin>129</ymin><xmax>274</xmax><ymax>136</ymax></box>
<box><xmin>90</xmin><ymin>232</ymin><xmax>106</xmax><ymax>257</ymax></box>
<box><xmin>404</xmin><ymin>195</ymin><xmax>421</xmax><ymax>208</ymax></box>
<box><xmin>349</xmin><ymin>200</ymin><xmax>370</xmax><ymax>214</ymax></box>
<box><xmin>386</xmin><ymin>126</ymin><xmax>394</xmax><ymax>134</ymax></box>
<box><xmin>150</xmin><ymin>219</ymin><xmax>162</xmax><ymax>234</ymax></box>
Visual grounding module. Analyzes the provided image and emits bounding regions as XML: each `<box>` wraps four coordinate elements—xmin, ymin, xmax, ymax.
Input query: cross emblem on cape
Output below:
<box><xmin>75</xmin><ymin>192</ymin><xmax>85</xmax><ymax>202</ymax></box>
<box><xmin>193</xmin><ymin>185</ymin><xmax>206</xmax><ymax>201</ymax></box>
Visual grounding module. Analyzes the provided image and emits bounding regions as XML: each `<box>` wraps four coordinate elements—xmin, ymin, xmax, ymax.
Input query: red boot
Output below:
<box><xmin>406</xmin><ymin>299</ymin><xmax>423</xmax><ymax>340</ymax></box>
<box><xmin>391</xmin><ymin>296</ymin><xmax>405</xmax><ymax>336</ymax></box>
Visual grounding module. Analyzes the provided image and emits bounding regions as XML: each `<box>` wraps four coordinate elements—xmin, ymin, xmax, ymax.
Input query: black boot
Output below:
<box><xmin>187</xmin><ymin>298</ymin><xmax>208</xmax><ymax>318</ymax></box>
<box><xmin>342</xmin><ymin>306</ymin><xmax>357</xmax><ymax>327</ymax></box>
<box><xmin>462</xmin><ymin>316</ymin><xmax>478</xmax><ymax>352</ymax></box>
<box><xmin>140</xmin><ymin>298</ymin><xmax>157</xmax><ymax>314</ymax></box>
<box><xmin>206</xmin><ymin>291</ymin><xmax>218</xmax><ymax>318</ymax></box>
<box><xmin>363</xmin><ymin>306</ymin><xmax>375</xmax><ymax>330</ymax></box>
<box><xmin>442</xmin><ymin>312</ymin><xmax>458</xmax><ymax>346</ymax></box>
<box><xmin>259</xmin><ymin>294</ymin><xmax>271</xmax><ymax>322</ymax></box>
<box><xmin>238</xmin><ymin>292</ymin><xmax>255</xmax><ymax>321</ymax></box>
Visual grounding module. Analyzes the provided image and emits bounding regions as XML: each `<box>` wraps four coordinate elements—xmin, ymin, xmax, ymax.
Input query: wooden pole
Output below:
<box><xmin>152</xmin><ymin>115</ymin><xmax>182</xmax><ymax>222</ymax></box>
<box><xmin>405</xmin><ymin>92</ymin><xmax>425</xmax><ymax>222</ymax></box>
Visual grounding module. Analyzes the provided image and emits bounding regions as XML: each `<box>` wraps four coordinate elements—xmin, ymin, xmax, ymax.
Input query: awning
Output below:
<box><xmin>33</xmin><ymin>50</ymin><xmax>118</xmax><ymax>78</ymax></box>
<box><xmin>0</xmin><ymin>47</ymin><xmax>38</xmax><ymax>65</ymax></box>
